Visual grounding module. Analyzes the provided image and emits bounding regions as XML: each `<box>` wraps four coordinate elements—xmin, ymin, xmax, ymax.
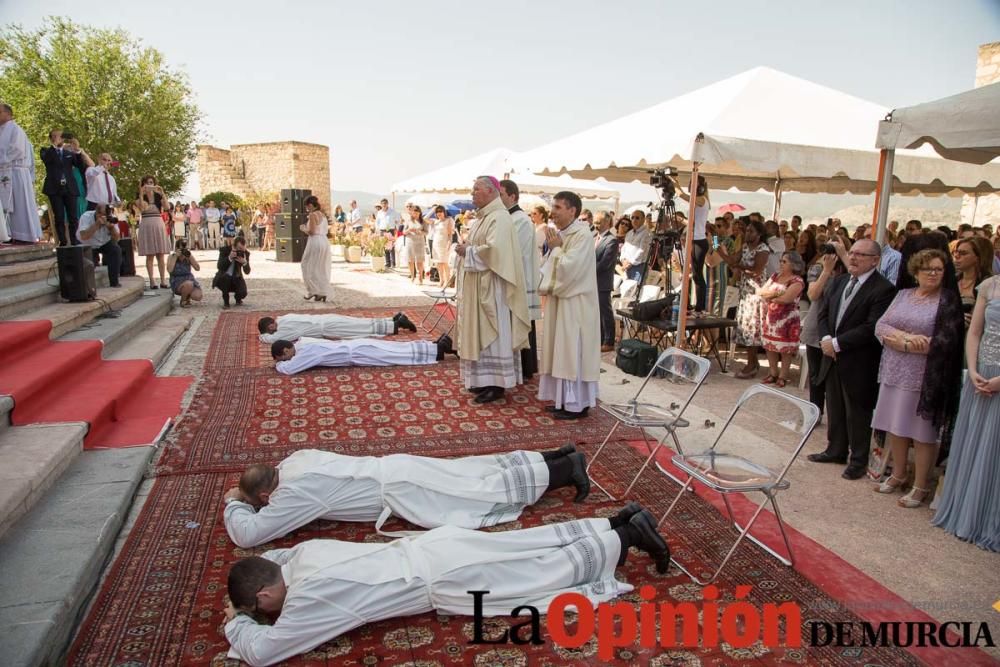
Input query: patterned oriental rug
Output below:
<box><xmin>69</xmin><ymin>310</ymin><xmax>931</xmax><ymax>666</ymax></box>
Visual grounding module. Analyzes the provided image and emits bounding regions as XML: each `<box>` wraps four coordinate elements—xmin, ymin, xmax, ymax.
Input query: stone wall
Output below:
<box><xmin>960</xmin><ymin>42</ymin><xmax>1000</xmax><ymax>226</ymax></box>
<box><xmin>197</xmin><ymin>141</ymin><xmax>331</xmax><ymax>209</ymax></box>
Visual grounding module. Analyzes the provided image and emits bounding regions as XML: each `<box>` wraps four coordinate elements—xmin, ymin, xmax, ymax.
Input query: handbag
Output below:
<box><xmin>616</xmin><ymin>339</ymin><xmax>658</xmax><ymax>377</ymax></box>
<box><xmin>867</xmin><ymin>429</ymin><xmax>889</xmax><ymax>481</ymax></box>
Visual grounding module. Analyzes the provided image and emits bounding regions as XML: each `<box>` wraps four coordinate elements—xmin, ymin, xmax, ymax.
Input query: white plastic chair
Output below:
<box><xmin>658</xmin><ymin>384</ymin><xmax>820</xmax><ymax>585</ymax></box>
<box><xmin>588</xmin><ymin>347</ymin><xmax>711</xmax><ymax>500</ymax></box>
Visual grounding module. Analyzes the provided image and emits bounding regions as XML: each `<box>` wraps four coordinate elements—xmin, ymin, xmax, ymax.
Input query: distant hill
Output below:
<box><xmin>331</xmin><ymin>190</ymin><xmax>385</xmax><ymax>216</ymax></box>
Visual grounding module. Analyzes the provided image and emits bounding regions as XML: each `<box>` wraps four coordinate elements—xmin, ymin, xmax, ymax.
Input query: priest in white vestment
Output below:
<box><xmin>271</xmin><ymin>335</ymin><xmax>455</xmax><ymax>375</ymax></box>
<box><xmin>454</xmin><ymin>176</ymin><xmax>530</xmax><ymax>404</ymax></box>
<box><xmin>257</xmin><ymin>311</ymin><xmax>417</xmax><ymax>344</ymax></box>
<box><xmin>222</xmin><ymin>445</ymin><xmax>590</xmax><ymax>547</ymax></box>
<box><xmin>0</xmin><ymin>104</ymin><xmax>42</xmax><ymax>243</ymax></box>
<box><xmin>499</xmin><ymin>179</ymin><xmax>542</xmax><ymax>380</ymax></box>
<box><xmin>223</xmin><ymin>506</ymin><xmax>670</xmax><ymax>666</ymax></box>
<box><xmin>537</xmin><ymin>191</ymin><xmax>601</xmax><ymax>419</ymax></box>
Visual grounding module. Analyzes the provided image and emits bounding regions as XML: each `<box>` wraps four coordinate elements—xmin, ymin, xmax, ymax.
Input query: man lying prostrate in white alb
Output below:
<box><xmin>271</xmin><ymin>334</ymin><xmax>456</xmax><ymax>375</ymax></box>
<box><xmin>223</xmin><ymin>505</ymin><xmax>670</xmax><ymax>667</ymax></box>
<box><xmin>257</xmin><ymin>311</ymin><xmax>417</xmax><ymax>344</ymax></box>
<box><xmin>222</xmin><ymin>445</ymin><xmax>589</xmax><ymax>547</ymax></box>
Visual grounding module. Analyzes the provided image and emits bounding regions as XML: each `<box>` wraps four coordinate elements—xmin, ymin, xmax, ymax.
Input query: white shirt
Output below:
<box><xmin>375</xmin><ymin>207</ymin><xmax>399</xmax><ymax>231</ymax></box>
<box><xmin>84</xmin><ymin>165</ymin><xmax>119</xmax><ymax>205</ymax></box>
<box><xmin>349</xmin><ymin>206</ymin><xmax>361</xmax><ymax>223</ymax></box>
<box><xmin>692</xmin><ymin>202</ymin><xmax>709</xmax><ymax>241</ymax></box>
<box><xmin>621</xmin><ymin>226</ymin><xmax>651</xmax><ymax>265</ymax></box>
<box><xmin>827</xmin><ymin>267</ymin><xmax>878</xmax><ymax>352</ymax></box>
<box><xmin>76</xmin><ymin>210</ymin><xmax>112</xmax><ymax>247</ymax></box>
<box><xmin>204</xmin><ymin>207</ymin><xmax>221</xmax><ymax>223</ymax></box>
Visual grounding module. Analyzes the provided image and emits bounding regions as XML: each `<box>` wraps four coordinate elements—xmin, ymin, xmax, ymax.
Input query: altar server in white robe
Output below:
<box><xmin>223</xmin><ymin>445</ymin><xmax>590</xmax><ymax>547</ymax></box>
<box><xmin>271</xmin><ymin>335</ymin><xmax>456</xmax><ymax>375</ymax></box>
<box><xmin>538</xmin><ymin>191</ymin><xmax>601</xmax><ymax>420</ymax></box>
<box><xmin>223</xmin><ymin>506</ymin><xmax>670</xmax><ymax>666</ymax></box>
<box><xmin>257</xmin><ymin>311</ymin><xmax>417</xmax><ymax>344</ymax></box>
<box><xmin>0</xmin><ymin>198</ymin><xmax>10</xmax><ymax>243</ymax></box>
<box><xmin>499</xmin><ymin>179</ymin><xmax>542</xmax><ymax>380</ymax></box>
<box><xmin>454</xmin><ymin>176</ymin><xmax>531</xmax><ymax>404</ymax></box>
<box><xmin>0</xmin><ymin>104</ymin><xmax>42</xmax><ymax>243</ymax></box>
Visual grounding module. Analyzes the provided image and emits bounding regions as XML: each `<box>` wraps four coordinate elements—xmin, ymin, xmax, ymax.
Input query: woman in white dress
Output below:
<box><xmin>405</xmin><ymin>205</ymin><xmax>428</xmax><ymax>284</ymax></box>
<box><xmin>300</xmin><ymin>196</ymin><xmax>331</xmax><ymax>302</ymax></box>
<box><xmin>430</xmin><ymin>205</ymin><xmax>455</xmax><ymax>289</ymax></box>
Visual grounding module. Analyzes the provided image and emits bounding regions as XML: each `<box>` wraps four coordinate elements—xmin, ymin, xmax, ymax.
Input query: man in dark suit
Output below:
<box><xmin>594</xmin><ymin>211</ymin><xmax>620</xmax><ymax>352</ymax></box>
<box><xmin>809</xmin><ymin>238</ymin><xmax>896</xmax><ymax>479</ymax></box>
<box><xmin>39</xmin><ymin>129</ymin><xmax>94</xmax><ymax>246</ymax></box>
<box><xmin>213</xmin><ymin>236</ymin><xmax>251</xmax><ymax>308</ymax></box>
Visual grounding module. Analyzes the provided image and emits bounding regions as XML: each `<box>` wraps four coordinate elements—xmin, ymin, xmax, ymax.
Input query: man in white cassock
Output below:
<box><xmin>0</xmin><ymin>103</ymin><xmax>42</xmax><ymax>243</ymax></box>
<box><xmin>257</xmin><ymin>311</ymin><xmax>417</xmax><ymax>344</ymax></box>
<box><xmin>537</xmin><ymin>191</ymin><xmax>601</xmax><ymax>420</ymax></box>
<box><xmin>222</xmin><ymin>445</ymin><xmax>590</xmax><ymax>547</ymax></box>
<box><xmin>499</xmin><ymin>179</ymin><xmax>542</xmax><ymax>380</ymax></box>
<box><xmin>223</xmin><ymin>505</ymin><xmax>670</xmax><ymax>666</ymax></box>
<box><xmin>454</xmin><ymin>176</ymin><xmax>531</xmax><ymax>404</ymax></box>
<box><xmin>270</xmin><ymin>335</ymin><xmax>456</xmax><ymax>375</ymax></box>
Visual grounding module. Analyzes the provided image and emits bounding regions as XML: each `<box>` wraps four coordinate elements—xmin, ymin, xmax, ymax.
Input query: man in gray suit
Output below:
<box><xmin>594</xmin><ymin>211</ymin><xmax>620</xmax><ymax>352</ymax></box>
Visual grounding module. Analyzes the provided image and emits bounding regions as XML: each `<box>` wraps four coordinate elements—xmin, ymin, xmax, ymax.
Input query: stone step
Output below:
<box><xmin>0</xmin><ymin>266</ymin><xmax>110</xmax><ymax>320</ymax></box>
<box><xmin>0</xmin><ymin>243</ymin><xmax>56</xmax><ymax>266</ymax></box>
<box><xmin>59</xmin><ymin>286</ymin><xmax>175</xmax><ymax>358</ymax></box>
<box><xmin>0</xmin><ymin>422</ymin><xmax>86</xmax><ymax>540</ymax></box>
<box><xmin>0</xmin><ymin>256</ymin><xmax>60</xmax><ymax>287</ymax></box>
<box><xmin>8</xmin><ymin>276</ymin><xmax>144</xmax><ymax>339</ymax></box>
<box><xmin>106</xmin><ymin>309</ymin><xmax>195</xmax><ymax>368</ymax></box>
<box><xmin>0</xmin><ymin>445</ymin><xmax>154</xmax><ymax>667</ymax></box>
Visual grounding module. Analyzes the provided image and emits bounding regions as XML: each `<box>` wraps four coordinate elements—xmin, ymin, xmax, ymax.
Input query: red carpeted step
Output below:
<box><xmin>0</xmin><ymin>320</ymin><xmax>57</xmax><ymax>364</ymax></box>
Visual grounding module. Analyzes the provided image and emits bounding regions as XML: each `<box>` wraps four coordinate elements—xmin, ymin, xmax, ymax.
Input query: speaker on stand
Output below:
<box><xmin>57</xmin><ymin>245</ymin><xmax>97</xmax><ymax>302</ymax></box>
<box><xmin>276</xmin><ymin>188</ymin><xmax>312</xmax><ymax>263</ymax></box>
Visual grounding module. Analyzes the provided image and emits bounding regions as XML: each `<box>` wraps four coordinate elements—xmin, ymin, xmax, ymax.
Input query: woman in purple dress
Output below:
<box><xmin>872</xmin><ymin>249</ymin><xmax>963</xmax><ymax>508</ymax></box>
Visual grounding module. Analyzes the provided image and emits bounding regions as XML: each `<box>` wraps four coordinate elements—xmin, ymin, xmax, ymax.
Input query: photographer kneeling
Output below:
<box><xmin>76</xmin><ymin>204</ymin><xmax>122</xmax><ymax>287</ymax></box>
<box><xmin>168</xmin><ymin>238</ymin><xmax>203</xmax><ymax>307</ymax></box>
<box><xmin>212</xmin><ymin>235</ymin><xmax>251</xmax><ymax>308</ymax></box>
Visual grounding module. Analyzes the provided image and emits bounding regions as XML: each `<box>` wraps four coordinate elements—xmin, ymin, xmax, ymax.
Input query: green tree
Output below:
<box><xmin>0</xmin><ymin>17</ymin><xmax>201</xmax><ymax>202</ymax></box>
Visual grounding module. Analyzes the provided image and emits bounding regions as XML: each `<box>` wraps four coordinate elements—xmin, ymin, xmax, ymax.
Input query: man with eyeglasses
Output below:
<box><xmin>809</xmin><ymin>238</ymin><xmax>896</xmax><ymax>479</ymax></box>
<box><xmin>620</xmin><ymin>211</ymin><xmax>651</xmax><ymax>282</ymax></box>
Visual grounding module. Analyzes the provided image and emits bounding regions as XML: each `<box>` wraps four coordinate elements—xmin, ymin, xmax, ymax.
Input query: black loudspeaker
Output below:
<box><xmin>57</xmin><ymin>246</ymin><xmax>97</xmax><ymax>302</ymax></box>
<box><xmin>118</xmin><ymin>237</ymin><xmax>136</xmax><ymax>276</ymax></box>
<box><xmin>274</xmin><ymin>213</ymin><xmax>308</xmax><ymax>240</ymax></box>
<box><xmin>280</xmin><ymin>188</ymin><xmax>312</xmax><ymax>215</ymax></box>
<box><xmin>276</xmin><ymin>237</ymin><xmax>306</xmax><ymax>263</ymax></box>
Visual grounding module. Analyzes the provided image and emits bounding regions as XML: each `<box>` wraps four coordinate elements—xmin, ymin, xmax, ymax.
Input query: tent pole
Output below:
<box><xmin>771</xmin><ymin>177</ymin><xmax>782</xmax><ymax>221</ymax></box>
<box><xmin>614</xmin><ymin>197</ymin><xmax>620</xmax><ymax>216</ymax></box>
<box><xmin>676</xmin><ymin>158</ymin><xmax>701</xmax><ymax>346</ymax></box>
<box><xmin>872</xmin><ymin>149</ymin><xmax>895</xmax><ymax>243</ymax></box>
<box><xmin>971</xmin><ymin>194</ymin><xmax>979</xmax><ymax>225</ymax></box>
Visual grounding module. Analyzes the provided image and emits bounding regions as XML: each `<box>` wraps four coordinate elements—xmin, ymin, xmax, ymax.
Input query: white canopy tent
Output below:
<box><xmin>517</xmin><ymin>66</ymin><xmax>1000</xmax><ymax>339</ymax></box>
<box><xmin>873</xmin><ymin>81</ymin><xmax>1000</xmax><ymax>240</ymax></box>
<box><xmin>390</xmin><ymin>147</ymin><xmax>638</xmax><ymax>208</ymax></box>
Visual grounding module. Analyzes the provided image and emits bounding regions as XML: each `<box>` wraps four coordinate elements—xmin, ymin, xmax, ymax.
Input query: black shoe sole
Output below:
<box><xmin>473</xmin><ymin>389</ymin><xmax>504</xmax><ymax>404</ymax></box>
<box><xmin>630</xmin><ymin>510</ymin><xmax>670</xmax><ymax>574</ymax></box>
<box><xmin>568</xmin><ymin>452</ymin><xmax>590</xmax><ymax>502</ymax></box>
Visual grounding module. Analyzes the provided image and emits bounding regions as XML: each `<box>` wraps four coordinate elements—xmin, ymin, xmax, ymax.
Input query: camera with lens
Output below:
<box><xmin>648</xmin><ymin>168</ymin><xmax>677</xmax><ymax>200</ymax></box>
<box><xmin>819</xmin><ymin>243</ymin><xmax>837</xmax><ymax>255</ymax></box>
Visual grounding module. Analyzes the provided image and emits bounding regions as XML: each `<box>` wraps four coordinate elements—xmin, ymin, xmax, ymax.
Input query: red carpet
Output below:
<box><xmin>0</xmin><ymin>320</ymin><xmax>191</xmax><ymax>448</ymax></box>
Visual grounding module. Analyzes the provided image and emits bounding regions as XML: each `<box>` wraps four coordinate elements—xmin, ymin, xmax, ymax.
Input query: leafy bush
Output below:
<box><xmin>200</xmin><ymin>191</ymin><xmax>245</xmax><ymax>208</ymax></box>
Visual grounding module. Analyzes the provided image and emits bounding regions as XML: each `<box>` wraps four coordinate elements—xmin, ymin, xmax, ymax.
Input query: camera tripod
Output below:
<box><xmin>632</xmin><ymin>196</ymin><xmax>682</xmax><ymax>305</ymax></box>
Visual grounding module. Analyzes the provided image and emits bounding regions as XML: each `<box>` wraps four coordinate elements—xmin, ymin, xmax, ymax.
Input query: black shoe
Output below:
<box><xmin>807</xmin><ymin>452</ymin><xmax>847</xmax><ymax>464</ymax></box>
<box><xmin>612</xmin><ymin>501</ymin><xmax>643</xmax><ymax>527</ymax></box>
<box><xmin>394</xmin><ymin>312</ymin><xmax>417</xmax><ymax>332</ymax></box>
<box><xmin>222</xmin><ymin>303</ymin><xmax>230</xmax><ymax>309</ymax></box>
<box><xmin>841</xmin><ymin>465</ymin><xmax>867</xmax><ymax>480</ymax></box>
<box><xmin>468</xmin><ymin>386</ymin><xmax>488</xmax><ymax>394</ymax></box>
<box><xmin>474</xmin><ymin>386</ymin><xmax>504</xmax><ymax>404</ymax></box>
<box><xmin>235</xmin><ymin>299</ymin><xmax>243</xmax><ymax>306</ymax></box>
<box><xmin>557</xmin><ymin>443</ymin><xmax>577</xmax><ymax>457</ymax></box>
<box><xmin>545</xmin><ymin>406</ymin><xmax>560</xmax><ymax>413</ymax></box>
<box><xmin>629</xmin><ymin>509</ymin><xmax>671</xmax><ymax>574</ymax></box>
<box><xmin>541</xmin><ymin>443</ymin><xmax>578</xmax><ymax>461</ymax></box>
<box><xmin>554</xmin><ymin>407</ymin><xmax>589</xmax><ymax>420</ymax></box>
<box><xmin>435</xmin><ymin>334</ymin><xmax>456</xmax><ymax>361</ymax></box>
<box><xmin>567</xmin><ymin>452</ymin><xmax>590</xmax><ymax>503</ymax></box>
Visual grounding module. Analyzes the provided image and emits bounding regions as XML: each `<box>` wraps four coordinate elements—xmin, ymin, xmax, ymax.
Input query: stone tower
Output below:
<box><xmin>197</xmin><ymin>141</ymin><xmax>331</xmax><ymax>209</ymax></box>
<box><xmin>960</xmin><ymin>42</ymin><xmax>1000</xmax><ymax>226</ymax></box>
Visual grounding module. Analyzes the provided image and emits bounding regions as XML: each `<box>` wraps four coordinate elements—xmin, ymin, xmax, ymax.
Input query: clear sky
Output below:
<box><xmin>3</xmin><ymin>1</ymin><xmax>998</xmax><ymax>196</ymax></box>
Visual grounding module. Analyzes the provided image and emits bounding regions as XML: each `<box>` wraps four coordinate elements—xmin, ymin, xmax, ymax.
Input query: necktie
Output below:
<box><xmin>844</xmin><ymin>276</ymin><xmax>858</xmax><ymax>300</ymax></box>
<box><xmin>104</xmin><ymin>171</ymin><xmax>113</xmax><ymax>204</ymax></box>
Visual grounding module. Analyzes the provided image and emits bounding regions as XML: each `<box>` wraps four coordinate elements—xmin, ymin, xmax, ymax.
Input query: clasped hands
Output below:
<box><xmin>969</xmin><ymin>369</ymin><xmax>1000</xmax><ymax>397</ymax></box>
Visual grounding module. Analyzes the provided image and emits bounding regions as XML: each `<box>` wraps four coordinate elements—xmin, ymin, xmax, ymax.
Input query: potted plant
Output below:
<box><xmin>346</xmin><ymin>232</ymin><xmax>364</xmax><ymax>263</ymax></box>
<box><xmin>329</xmin><ymin>232</ymin><xmax>348</xmax><ymax>261</ymax></box>
<box><xmin>366</xmin><ymin>234</ymin><xmax>389</xmax><ymax>272</ymax></box>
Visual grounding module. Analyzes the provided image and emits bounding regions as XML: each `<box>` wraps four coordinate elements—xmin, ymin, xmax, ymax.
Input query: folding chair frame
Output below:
<box><xmin>657</xmin><ymin>384</ymin><xmax>820</xmax><ymax>586</ymax></box>
<box><xmin>588</xmin><ymin>347</ymin><xmax>710</xmax><ymax>500</ymax></box>
<box><xmin>419</xmin><ymin>289</ymin><xmax>457</xmax><ymax>336</ymax></box>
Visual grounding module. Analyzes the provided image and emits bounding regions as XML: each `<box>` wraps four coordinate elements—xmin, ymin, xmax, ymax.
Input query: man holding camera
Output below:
<box><xmin>84</xmin><ymin>153</ymin><xmax>121</xmax><ymax>211</ymax></box>
<box><xmin>40</xmin><ymin>129</ymin><xmax>94</xmax><ymax>246</ymax></box>
<box><xmin>76</xmin><ymin>204</ymin><xmax>122</xmax><ymax>287</ymax></box>
<box><xmin>213</xmin><ymin>236</ymin><xmax>251</xmax><ymax>307</ymax></box>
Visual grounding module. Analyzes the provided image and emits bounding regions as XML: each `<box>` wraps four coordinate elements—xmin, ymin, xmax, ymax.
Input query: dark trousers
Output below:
<box><xmin>625</xmin><ymin>263</ymin><xmax>645</xmax><ymax>282</ymax></box>
<box><xmin>385</xmin><ymin>247</ymin><xmax>395</xmax><ymax>268</ymax></box>
<box><xmin>824</xmin><ymin>362</ymin><xmax>873</xmax><ymax>468</ymax></box>
<box><xmin>48</xmin><ymin>193</ymin><xmax>80</xmax><ymax>246</ymax></box>
<box><xmin>215</xmin><ymin>275</ymin><xmax>247</xmax><ymax>305</ymax></box>
<box><xmin>806</xmin><ymin>344</ymin><xmax>826</xmax><ymax>416</ymax></box>
<box><xmin>691</xmin><ymin>239</ymin><xmax>709</xmax><ymax>312</ymax></box>
<box><xmin>520</xmin><ymin>321</ymin><xmax>539</xmax><ymax>379</ymax></box>
<box><xmin>598</xmin><ymin>290</ymin><xmax>615</xmax><ymax>345</ymax></box>
<box><xmin>89</xmin><ymin>240</ymin><xmax>122</xmax><ymax>287</ymax></box>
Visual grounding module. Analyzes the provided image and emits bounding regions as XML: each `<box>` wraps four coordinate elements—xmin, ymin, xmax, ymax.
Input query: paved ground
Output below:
<box><xmin>112</xmin><ymin>248</ymin><xmax>999</xmax><ymax>660</ymax></box>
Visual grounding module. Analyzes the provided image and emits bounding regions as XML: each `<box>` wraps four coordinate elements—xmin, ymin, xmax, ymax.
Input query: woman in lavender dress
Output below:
<box><xmin>932</xmin><ymin>275</ymin><xmax>1000</xmax><ymax>550</ymax></box>
<box><xmin>872</xmin><ymin>249</ymin><xmax>963</xmax><ymax>508</ymax></box>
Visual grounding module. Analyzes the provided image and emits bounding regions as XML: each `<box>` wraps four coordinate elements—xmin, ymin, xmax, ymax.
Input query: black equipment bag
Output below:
<box><xmin>616</xmin><ymin>339</ymin><xmax>658</xmax><ymax>377</ymax></box>
<box><xmin>630</xmin><ymin>294</ymin><xmax>675</xmax><ymax>321</ymax></box>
